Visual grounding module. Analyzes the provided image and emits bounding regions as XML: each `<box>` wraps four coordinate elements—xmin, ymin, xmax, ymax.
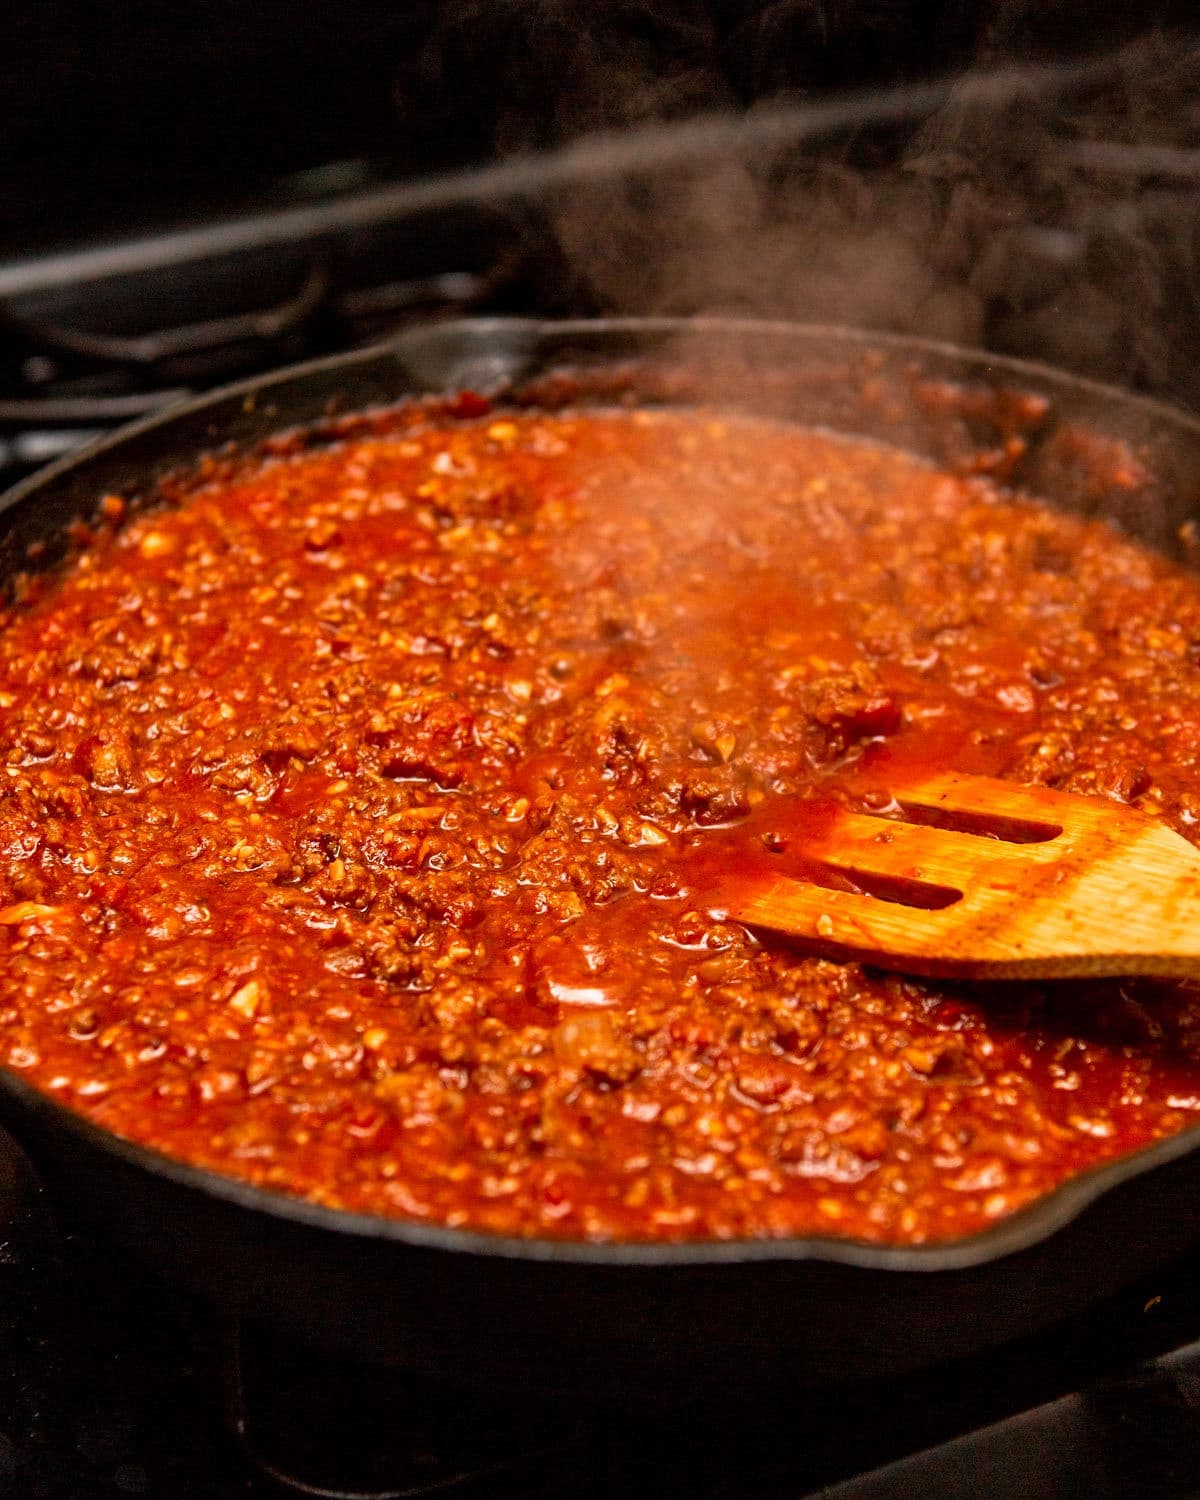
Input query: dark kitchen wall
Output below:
<box><xmin>2</xmin><ymin>1</ymin><xmax>1192</xmax><ymax>255</ymax></box>
<box><xmin>1</xmin><ymin>3</ymin><xmax>429</xmax><ymax>252</ymax></box>
<box><xmin>390</xmin><ymin>0</ymin><xmax>1161</xmax><ymax>165</ymax></box>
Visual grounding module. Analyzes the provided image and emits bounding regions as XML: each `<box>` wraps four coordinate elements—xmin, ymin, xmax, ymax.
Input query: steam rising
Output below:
<box><xmin>17</xmin><ymin>20</ymin><xmax>1196</xmax><ymax>414</ymax></box>
<box><xmin>399</xmin><ymin>15</ymin><xmax>1200</xmax><ymax>406</ymax></box>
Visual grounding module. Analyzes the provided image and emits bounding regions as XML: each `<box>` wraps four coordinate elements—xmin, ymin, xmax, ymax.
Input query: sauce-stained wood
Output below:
<box><xmin>730</xmin><ymin>771</ymin><xmax>1200</xmax><ymax>979</ymax></box>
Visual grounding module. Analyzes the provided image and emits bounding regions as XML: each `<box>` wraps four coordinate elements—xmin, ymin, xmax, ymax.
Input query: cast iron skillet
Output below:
<box><xmin>3</xmin><ymin>318</ymin><xmax>1200</xmax><ymax>1399</ymax></box>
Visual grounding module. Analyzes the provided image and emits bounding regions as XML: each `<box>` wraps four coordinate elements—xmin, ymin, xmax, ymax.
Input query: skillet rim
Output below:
<box><xmin>4</xmin><ymin>312</ymin><xmax>1200</xmax><ymax>1273</ymax></box>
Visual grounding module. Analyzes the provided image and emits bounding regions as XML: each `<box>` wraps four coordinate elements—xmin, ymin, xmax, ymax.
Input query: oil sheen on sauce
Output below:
<box><xmin>3</xmin><ymin>402</ymin><xmax>1200</xmax><ymax>1244</ymax></box>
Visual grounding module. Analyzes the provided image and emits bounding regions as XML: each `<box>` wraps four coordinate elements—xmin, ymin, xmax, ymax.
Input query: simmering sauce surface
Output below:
<box><xmin>5</xmin><ymin>402</ymin><xmax>1200</xmax><ymax>1243</ymax></box>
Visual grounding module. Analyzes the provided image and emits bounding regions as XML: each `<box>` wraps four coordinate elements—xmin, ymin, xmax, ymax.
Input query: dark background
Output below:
<box><xmin>2</xmin><ymin>4</ymin><xmax>1199</xmax><ymax>412</ymax></box>
<box><xmin>2</xmin><ymin>1</ymin><xmax>1194</xmax><ymax>254</ymax></box>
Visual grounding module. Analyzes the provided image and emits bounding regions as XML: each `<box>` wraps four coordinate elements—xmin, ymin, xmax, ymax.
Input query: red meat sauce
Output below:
<box><xmin>4</xmin><ymin>401</ymin><xmax>1200</xmax><ymax>1245</ymax></box>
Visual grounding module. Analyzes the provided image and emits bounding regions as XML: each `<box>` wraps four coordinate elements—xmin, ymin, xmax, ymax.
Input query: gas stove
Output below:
<box><xmin>5</xmin><ymin>35</ymin><xmax>1200</xmax><ymax>494</ymax></box>
<box><xmin>0</xmin><ymin>183</ymin><xmax>582</xmax><ymax>490</ymax></box>
<box><xmin>6</xmin><ymin>60</ymin><xmax>1200</xmax><ymax>1490</ymax></box>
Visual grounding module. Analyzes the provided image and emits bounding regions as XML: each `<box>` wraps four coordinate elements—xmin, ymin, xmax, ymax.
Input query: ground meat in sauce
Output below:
<box><xmin>4</xmin><ymin>403</ymin><xmax>1200</xmax><ymax>1245</ymax></box>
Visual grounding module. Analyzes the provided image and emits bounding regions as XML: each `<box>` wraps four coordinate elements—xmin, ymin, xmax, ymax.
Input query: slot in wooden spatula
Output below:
<box><xmin>725</xmin><ymin>772</ymin><xmax>1200</xmax><ymax>980</ymax></box>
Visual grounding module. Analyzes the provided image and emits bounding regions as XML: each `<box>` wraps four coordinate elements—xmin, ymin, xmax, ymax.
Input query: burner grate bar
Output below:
<box><xmin>0</xmin><ymin>392</ymin><xmax>188</xmax><ymax>425</ymax></box>
<box><xmin>813</xmin><ymin>1338</ymin><xmax>1200</xmax><ymax>1500</ymax></box>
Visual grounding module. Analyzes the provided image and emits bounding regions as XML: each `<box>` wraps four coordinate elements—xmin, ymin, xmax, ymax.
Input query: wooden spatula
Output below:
<box><xmin>723</xmin><ymin>772</ymin><xmax>1200</xmax><ymax>980</ymax></box>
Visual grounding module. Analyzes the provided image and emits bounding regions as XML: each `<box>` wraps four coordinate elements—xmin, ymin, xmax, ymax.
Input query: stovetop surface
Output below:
<box><xmin>5</xmin><ymin>105</ymin><xmax>1200</xmax><ymax>1492</ymax></box>
<box><xmin>4</xmin><ymin>1122</ymin><xmax>1200</xmax><ymax>1500</ymax></box>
